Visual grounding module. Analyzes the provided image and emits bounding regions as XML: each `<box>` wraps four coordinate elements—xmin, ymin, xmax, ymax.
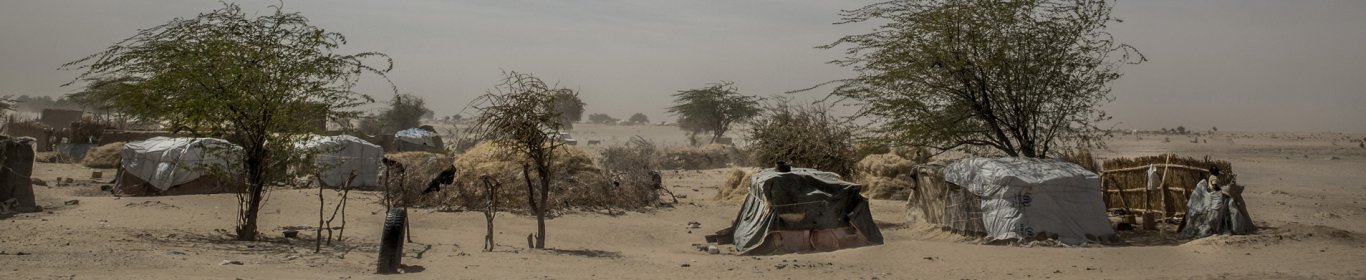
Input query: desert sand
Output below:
<box><xmin>2</xmin><ymin>126</ymin><xmax>1365</xmax><ymax>279</ymax></box>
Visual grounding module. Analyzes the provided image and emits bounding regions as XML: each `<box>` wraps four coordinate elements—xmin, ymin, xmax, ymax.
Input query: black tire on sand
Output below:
<box><xmin>376</xmin><ymin>207</ymin><xmax>406</xmax><ymax>274</ymax></box>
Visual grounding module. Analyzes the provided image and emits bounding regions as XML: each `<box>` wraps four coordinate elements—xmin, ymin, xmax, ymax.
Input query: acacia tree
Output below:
<box><xmin>667</xmin><ymin>82</ymin><xmax>762</xmax><ymax>145</ymax></box>
<box><xmin>67</xmin><ymin>76</ymin><xmax>144</xmax><ymax>127</ymax></box>
<box><xmin>586</xmin><ymin>113</ymin><xmax>619</xmax><ymax>125</ymax></box>
<box><xmin>61</xmin><ymin>3</ymin><xmax>392</xmax><ymax>240</ymax></box>
<box><xmin>625</xmin><ymin>113</ymin><xmax>650</xmax><ymax>125</ymax></box>
<box><xmin>379</xmin><ymin>93</ymin><xmax>432</xmax><ymax>133</ymax></box>
<box><xmin>551</xmin><ymin>91</ymin><xmax>585</xmax><ymax>130</ymax></box>
<box><xmin>468</xmin><ymin>71</ymin><xmax>574</xmax><ymax>249</ymax></box>
<box><xmin>813</xmin><ymin>0</ymin><xmax>1144</xmax><ymax>158</ymax></box>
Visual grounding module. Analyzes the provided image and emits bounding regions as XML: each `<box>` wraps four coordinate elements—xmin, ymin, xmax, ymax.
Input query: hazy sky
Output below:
<box><xmin>2</xmin><ymin>0</ymin><xmax>1363</xmax><ymax>132</ymax></box>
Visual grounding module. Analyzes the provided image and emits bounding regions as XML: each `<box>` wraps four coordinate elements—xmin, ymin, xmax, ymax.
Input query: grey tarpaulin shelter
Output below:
<box><xmin>709</xmin><ymin>168</ymin><xmax>883</xmax><ymax>255</ymax></box>
<box><xmin>944</xmin><ymin>157</ymin><xmax>1115</xmax><ymax>245</ymax></box>
<box><xmin>1181</xmin><ymin>178</ymin><xmax>1254</xmax><ymax>237</ymax></box>
<box><xmin>114</xmin><ymin>137</ymin><xmax>243</xmax><ymax>196</ymax></box>
<box><xmin>297</xmin><ymin>135</ymin><xmax>382</xmax><ymax>189</ymax></box>
<box><xmin>393</xmin><ymin>128</ymin><xmax>443</xmax><ymax>152</ymax></box>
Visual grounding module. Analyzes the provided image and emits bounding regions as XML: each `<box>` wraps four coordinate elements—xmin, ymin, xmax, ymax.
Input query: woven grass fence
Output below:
<box><xmin>1100</xmin><ymin>154</ymin><xmax>1233</xmax><ymax>219</ymax></box>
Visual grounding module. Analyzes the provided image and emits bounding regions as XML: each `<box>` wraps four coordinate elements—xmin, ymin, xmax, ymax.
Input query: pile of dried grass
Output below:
<box><xmin>713</xmin><ymin>168</ymin><xmax>754</xmax><ymax>203</ymax></box>
<box><xmin>852</xmin><ymin>152</ymin><xmax>917</xmax><ymax>200</ymax></box>
<box><xmin>382</xmin><ymin>151</ymin><xmax>453</xmax><ymax>208</ymax></box>
<box><xmin>658</xmin><ymin>144</ymin><xmax>740</xmax><ymax>170</ymax></box>
<box><xmin>447</xmin><ymin>142</ymin><xmax>656</xmax><ymax>213</ymax></box>
<box><xmin>81</xmin><ymin>142</ymin><xmax>124</xmax><ymax>168</ymax></box>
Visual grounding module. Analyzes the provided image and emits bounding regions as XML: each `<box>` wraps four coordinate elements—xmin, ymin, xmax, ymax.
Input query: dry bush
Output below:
<box><xmin>448</xmin><ymin>142</ymin><xmax>655</xmax><ymax>213</ymax></box>
<box><xmin>81</xmin><ymin>142</ymin><xmax>125</xmax><ymax>168</ymax></box>
<box><xmin>381</xmin><ymin>151</ymin><xmax>453</xmax><ymax>208</ymax></box>
<box><xmin>714</xmin><ymin>168</ymin><xmax>754</xmax><ymax>203</ymax></box>
<box><xmin>597</xmin><ymin>136</ymin><xmax>664</xmax><ymax>207</ymax></box>
<box><xmin>746</xmin><ymin>100</ymin><xmax>856</xmax><ymax>176</ymax></box>
<box><xmin>657</xmin><ymin>144</ymin><xmax>741</xmax><ymax>170</ymax></box>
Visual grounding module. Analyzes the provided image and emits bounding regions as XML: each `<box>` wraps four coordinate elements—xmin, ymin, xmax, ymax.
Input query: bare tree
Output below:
<box><xmin>467</xmin><ymin>71</ymin><xmax>574</xmax><ymax>249</ymax></box>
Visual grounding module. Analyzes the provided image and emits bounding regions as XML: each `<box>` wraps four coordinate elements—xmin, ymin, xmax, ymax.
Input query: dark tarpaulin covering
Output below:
<box><xmin>1</xmin><ymin>138</ymin><xmax>38</xmax><ymax>213</ymax></box>
<box><xmin>725</xmin><ymin>168</ymin><xmax>883</xmax><ymax>255</ymax></box>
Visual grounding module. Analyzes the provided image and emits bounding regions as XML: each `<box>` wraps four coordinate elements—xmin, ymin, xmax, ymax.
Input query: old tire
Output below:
<box><xmin>376</xmin><ymin>207</ymin><xmax>406</xmax><ymax>274</ymax></box>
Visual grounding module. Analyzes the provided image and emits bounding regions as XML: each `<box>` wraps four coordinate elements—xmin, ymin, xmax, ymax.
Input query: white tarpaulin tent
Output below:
<box><xmin>944</xmin><ymin>157</ymin><xmax>1115</xmax><ymax>245</ymax></box>
<box><xmin>121</xmin><ymin>137</ymin><xmax>242</xmax><ymax>191</ymax></box>
<box><xmin>297</xmin><ymin>135</ymin><xmax>382</xmax><ymax>188</ymax></box>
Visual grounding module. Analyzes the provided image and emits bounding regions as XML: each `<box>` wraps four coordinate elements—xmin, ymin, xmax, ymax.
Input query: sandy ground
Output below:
<box><xmin>2</xmin><ymin>130</ymin><xmax>1365</xmax><ymax>279</ymax></box>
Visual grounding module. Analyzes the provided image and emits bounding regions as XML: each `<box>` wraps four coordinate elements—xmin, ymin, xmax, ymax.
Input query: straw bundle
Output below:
<box><xmin>81</xmin><ymin>142</ymin><xmax>125</xmax><ymax>168</ymax></box>
<box><xmin>714</xmin><ymin>168</ymin><xmax>753</xmax><ymax>203</ymax></box>
<box><xmin>852</xmin><ymin>153</ymin><xmax>917</xmax><ymax>200</ymax></box>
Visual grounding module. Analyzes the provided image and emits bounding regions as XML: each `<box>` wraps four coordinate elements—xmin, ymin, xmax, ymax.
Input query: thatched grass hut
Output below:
<box><xmin>446</xmin><ymin>142</ymin><xmax>658</xmax><ymax>213</ymax></box>
<box><xmin>1099</xmin><ymin>154</ymin><xmax>1233</xmax><ymax>220</ymax></box>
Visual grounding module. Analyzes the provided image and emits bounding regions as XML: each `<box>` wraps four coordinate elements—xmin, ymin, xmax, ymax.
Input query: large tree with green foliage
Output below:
<box><xmin>586</xmin><ymin>113</ymin><xmax>619</xmax><ymax>125</ymax></box>
<box><xmin>813</xmin><ymin>0</ymin><xmax>1143</xmax><ymax>158</ymax></box>
<box><xmin>667</xmin><ymin>82</ymin><xmax>762</xmax><ymax>145</ymax></box>
<box><xmin>468</xmin><ymin>71</ymin><xmax>575</xmax><ymax>249</ymax></box>
<box><xmin>379</xmin><ymin>93</ymin><xmax>432</xmax><ymax>133</ymax></box>
<box><xmin>624</xmin><ymin>113</ymin><xmax>650</xmax><ymax>125</ymax></box>
<box><xmin>550</xmin><ymin>90</ymin><xmax>585</xmax><ymax>130</ymax></box>
<box><xmin>61</xmin><ymin>3</ymin><xmax>392</xmax><ymax>240</ymax></box>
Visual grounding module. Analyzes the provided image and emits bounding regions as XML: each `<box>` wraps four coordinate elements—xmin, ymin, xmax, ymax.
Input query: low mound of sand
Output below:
<box><xmin>1180</xmin><ymin>222</ymin><xmax>1364</xmax><ymax>248</ymax></box>
<box><xmin>81</xmin><ymin>142</ymin><xmax>125</xmax><ymax>168</ymax></box>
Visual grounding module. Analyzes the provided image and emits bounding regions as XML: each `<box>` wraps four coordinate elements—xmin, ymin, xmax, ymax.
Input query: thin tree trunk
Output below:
<box><xmin>483</xmin><ymin>176</ymin><xmax>497</xmax><ymax>252</ymax></box>
<box><xmin>521</xmin><ymin>164</ymin><xmax>539</xmax><ymax>248</ymax></box>
<box><xmin>337</xmin><ymin>188</ymin><xmax>349</xmax><ymax>241</ymax></box>
<box><xmin>316</xmin><ymin>177</ymin><xmax>324</xmax><ymax>252</ymax></box>
<box><xmin>325</xmin><ymin>172</ymin><xmax>356</xmax><ymax>245</ymax></box>
<box><xmin>536</xmin><ymin>163</ymin><xmax>549</xmax><ymax>249</ymax></box>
